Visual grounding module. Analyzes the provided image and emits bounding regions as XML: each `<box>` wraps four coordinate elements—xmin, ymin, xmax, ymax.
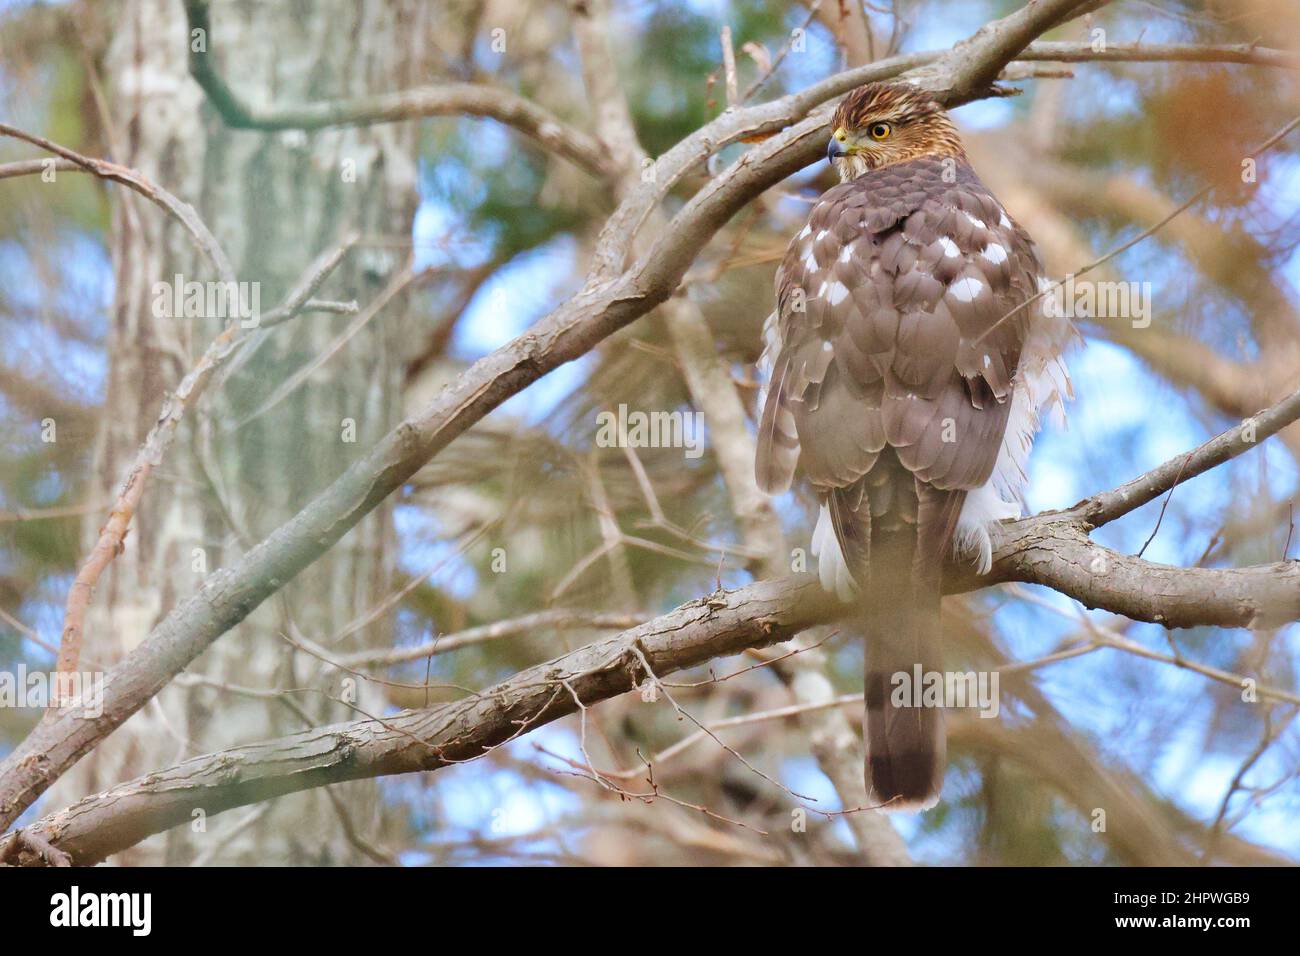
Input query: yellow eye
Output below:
<box><xmin>869</xmin><ymin>122</ymin><xmax>892</xmax><ymax>141</ymax></box>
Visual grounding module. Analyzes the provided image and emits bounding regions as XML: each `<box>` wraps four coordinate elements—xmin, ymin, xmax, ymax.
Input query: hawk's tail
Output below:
<box><xmin>830</xmin><ymin>462</ymin><xmax>961</xmax><ymax>812</ymax></box>
<box><xmin>861</xmin><ymin>521</ymin><xmax>946</xmax><ymax>812</ymax></box>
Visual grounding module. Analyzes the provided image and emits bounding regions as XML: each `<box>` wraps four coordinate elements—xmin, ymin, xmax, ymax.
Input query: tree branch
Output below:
<box><xmin>1075</xmin><ymin>388</ymin><xmax>1300</xmax><ymax>528</ymax></box>
<box><xmin>181</xmin><ymin>0</ymin><xmax>614</xmax><ymax>179</ymax></box>
<box><xmin>2</xmin><ymin>576</ymin><xmax>824</xmax><ymax>865</ymax></box>
<box><xmin>7</xmin><ymin>555</ymin><xmax>1293</xmax><ymax>864</ymax></box>
<box><xmin>9</xmin><ymin>389</ymin><xmax>1300</xmax><ymax>864</ymax></box>
<box><xmin>0</xmin><ymin>123</ymin><xmax>234</xmax><ymax>283</ymax></box>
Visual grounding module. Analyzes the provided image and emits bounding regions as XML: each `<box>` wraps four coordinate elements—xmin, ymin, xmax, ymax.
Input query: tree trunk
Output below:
<box><xmin>49</xmin><ymin>0</ymin><xmax>429</xmax><ymax>864</ymax></box>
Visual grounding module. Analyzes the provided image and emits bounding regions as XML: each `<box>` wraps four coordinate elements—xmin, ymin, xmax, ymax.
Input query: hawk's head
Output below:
<box><xmin>827</xmin><ymin>82</ymin><xmax>966</xmax><ymax>182</ymax></box>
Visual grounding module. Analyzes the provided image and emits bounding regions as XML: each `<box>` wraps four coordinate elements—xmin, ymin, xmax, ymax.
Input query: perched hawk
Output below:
<box><xmin>756</xmin><ymin>83</ymin><xmax>1072</xmax><ymax>811</ymax></box>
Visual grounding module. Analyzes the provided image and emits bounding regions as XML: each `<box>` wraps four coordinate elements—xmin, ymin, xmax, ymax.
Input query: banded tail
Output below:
<box><xmin>829</xmin><ymin>457</ymin><xmax>962</xmax><ymax>811</ymax></box>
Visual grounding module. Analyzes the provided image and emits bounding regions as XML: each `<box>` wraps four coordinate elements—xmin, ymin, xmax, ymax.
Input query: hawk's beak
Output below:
<box><xmin>827</xmin><ymin>138</ymin><xmax>847</xmax><ymax>162</ymax></box>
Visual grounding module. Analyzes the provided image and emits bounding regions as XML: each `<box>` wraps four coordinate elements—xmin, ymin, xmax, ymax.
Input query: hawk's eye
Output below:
<box><xmin>868</xmin><ymin>122</ymin><xmax>892</xmax><ymax>141</ymax></box>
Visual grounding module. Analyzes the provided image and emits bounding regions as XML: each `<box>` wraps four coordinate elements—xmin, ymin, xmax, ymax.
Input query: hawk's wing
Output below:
<box><xmin>756</xmin><ymin>156</ymin><xmax>1043</xmax><ymax>518</ymax></box>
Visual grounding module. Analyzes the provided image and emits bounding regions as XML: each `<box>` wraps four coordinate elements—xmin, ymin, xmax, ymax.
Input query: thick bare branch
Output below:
<box><xmin>2</xmin><ymin>576</ymin><xmax>825</xmax><ymax>865</ymax></box>
<box><xmin>932</xmin><ymin>0</ymin><xmax>1101</xmax><ymax>101</ymax></box>
<box><xmin>985</xmin><ymin>522</ymin><xmax>1300</xmax><ymax>628</ymax></box>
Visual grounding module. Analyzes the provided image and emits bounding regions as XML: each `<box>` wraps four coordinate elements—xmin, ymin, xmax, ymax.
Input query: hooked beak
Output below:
<box><xmin>827</xmin><ymin>137</ymin><xmax>847</xmax><ymax>163</ymax></box>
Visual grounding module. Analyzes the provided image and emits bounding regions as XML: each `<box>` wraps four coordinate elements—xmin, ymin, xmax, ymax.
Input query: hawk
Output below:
<box><xmin>755</xmin><ymin>82</ymin><xmax>1072</xmax><ymax>811</ymax></box>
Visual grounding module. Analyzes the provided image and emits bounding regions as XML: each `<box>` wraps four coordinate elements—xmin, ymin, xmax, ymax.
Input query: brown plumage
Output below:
<box><xmin>756</xmin><ymin>82</ymin><xmax>1069</xmax><ymax>811</ymax></box>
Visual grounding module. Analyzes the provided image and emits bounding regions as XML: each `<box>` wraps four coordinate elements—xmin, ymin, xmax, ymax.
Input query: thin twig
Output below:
<box><xmin>631</xmin><ymin>643</ymin><xmax>816</xmax><ymax>802</ymax></box>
